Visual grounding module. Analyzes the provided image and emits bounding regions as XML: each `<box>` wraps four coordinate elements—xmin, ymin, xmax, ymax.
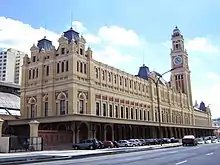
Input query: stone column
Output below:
<box><xmin>0</xmin><ymin>119</ymin><xmax>4</xmax><ymax>137</ymax></box>
<box><xmin>29</xmin><ymin>120</ymin><xmax>39</xmax><ymax>138</ymax></box>
<box><xmin>29</xmin><ymin>120</ymin><xmax>40</xmax><ymax>151</ymax></box>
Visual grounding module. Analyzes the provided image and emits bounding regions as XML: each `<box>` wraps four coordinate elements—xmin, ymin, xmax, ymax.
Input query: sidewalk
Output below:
<box><xmin>0</xmin><ymin>143</ymin><xmax>181</xmax><ymax>165</ymax></box>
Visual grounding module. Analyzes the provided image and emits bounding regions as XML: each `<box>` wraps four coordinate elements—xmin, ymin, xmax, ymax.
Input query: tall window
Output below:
<box><xmin>131</xmin><ymin>108</ymin><xmax>133</xmax><ymax>119</ymax></box>
<box><xmin>96</xmin><ymin>102</ymin><xmax>100</xmax><ymax>116</ymax></box>
<box><xmin>126</xmin><ymin>107</ymin><xmax>128</xmax><ymax>119</ymax></box>
<box><xmin>66</xmin><ymin>61</ymin><xmax>69</xmax><ymax>71</ymax></box>
<box><xmin>44</xmin><ymin>102</ymin><xmax>48</xmax><ymax>116</ymax></box>
<box><xmin>60</xmin><ymin>100</ymin><xmax>66</xmax><ymax>115</ymax></box>
<box><xmin>109</xmin><ymin>104</ymin><xmax>113</xmax><ymax>117</ymax></box>
<box><xmin>30</xmin><ymin>104</ymin><xmax>36</xmax><ymax>118</ymax></box>
<box><xmin>46</xmin><ymin>65</ymin><xmax>49</xmax><ymax>76</ymax></box>
<box><xmin>140</xmin><ymin>110</ymin><xmax>142</xmax><ymax>120</ymax></box>
<box><xmin>121</xmin><ymin>106</ymin><xmax>124</xmax><ymax>118</ymax></box>
<box><xmin>103</xmin><ymin>103</ymin><xmax>106</xmax><ymax>116</ymax></box>
<box><xmin>95</xmin><ymin>68</ymin><xmax>99</xmax><ymax>78</ymax></box>
<box><xmin>80</xmin><ymin>62</ymin><xmax>83</xmax><ymax>73</ymax></box>
<box><xmin>84</xmin><ymin>64</ymin><xmax>87</xmax><ymax>74</ymax></box>
<box><xmin>135</xmin><ymin>109</ymin><xmax>138</xmax><ymax>120</ymax></box>
<box><xmin>57</xmin><ymin>93</ymin><xmax>68</xmax><ymax>115</ymax></box>
<box><xmin>57</xmin><ymin>63</ymin><xmax>60</xmax><ymax>73</ymax></box>
<box><xmin>144</xmin><ymin>110</ymin><xmax>146</xmax><ymax>120</ymax></box>
<box><xmin>115</xmin><ymin>105</ymin><xmax>118</xmax><ymax>118</ymax></box>
<box><xmin>79</xmin><ymin>100</ymin><xmax>84</xmax><ymax>114</ymax></box>
<box><xmin>61</xmin><ymin>62</ymin><xmax>65</xmax><ymax>72</ymax></box>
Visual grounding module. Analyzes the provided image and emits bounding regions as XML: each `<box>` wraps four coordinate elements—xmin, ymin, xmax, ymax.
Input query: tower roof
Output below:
<box><xmin>37</xmin><ymin>36</ymin><xmax>54</xmax><ymax>51</ymax></box>
<box><xmin>63</xmin><ymin>27</ymin><xmax>80</xmax><ymax>43</ymax></box>
<box><xmin>136</xmin><ymin>64</ymin><xmax>150</xmax><ymax>80</ymax></box>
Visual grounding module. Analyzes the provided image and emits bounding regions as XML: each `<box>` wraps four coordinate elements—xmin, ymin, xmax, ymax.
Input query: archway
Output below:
<box><xmin>79</xmin><ymin>123</ymin><xmax>88</xmax><ymax>141</ymax></box>
<box><xmin>106</xmin><ymin>125</ymin><xmax>112</xmax><ymax>141</ymax></box>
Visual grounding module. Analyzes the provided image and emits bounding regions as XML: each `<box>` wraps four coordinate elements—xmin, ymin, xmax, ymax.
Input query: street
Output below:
<box><xmin>26</xmin><ymin>143</ymin><xmax>220</xmax><ymax>165</ymax></box>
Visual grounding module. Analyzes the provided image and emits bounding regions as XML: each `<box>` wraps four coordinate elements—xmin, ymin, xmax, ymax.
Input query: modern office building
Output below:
<box><xmin>0</xmin><ymin>48</ymin><xmax>25</xmax><ymax>84</ymax></box>
<box><xmin>8</xmin><ymin>26</ymin><xmax>213</xmax><ymax>146</ymax></box>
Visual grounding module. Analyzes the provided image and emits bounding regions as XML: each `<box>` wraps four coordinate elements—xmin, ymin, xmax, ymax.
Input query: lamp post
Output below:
<box><xmin>148</xmin><ymin>67</ymin><xmax>177</xmax><ymax>146</ymax></box>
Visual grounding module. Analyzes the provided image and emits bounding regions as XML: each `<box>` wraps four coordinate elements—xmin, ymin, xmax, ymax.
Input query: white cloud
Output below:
<box><xmin>0</xmin><ymin>17</ymin><xmax>59</xmax><ymax>53</ymax></box>
<box><xmin>186</xmin><ymin>37</ymin><xmax>219</xmax><ymax>53</ymax></box>
<box><xmin>98</xmin><ymin>25</ymin><xmax>144</xmax><ymax>46</ymax></box>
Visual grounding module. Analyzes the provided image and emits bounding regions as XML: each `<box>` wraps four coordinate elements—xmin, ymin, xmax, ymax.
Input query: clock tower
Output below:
<box><xmin>170</xmin><ymin>26</ymin><xmax>193</xmax><ymax>106</ymax></box>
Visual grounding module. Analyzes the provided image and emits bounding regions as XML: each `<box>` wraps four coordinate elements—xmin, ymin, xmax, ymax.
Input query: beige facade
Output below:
<box><xmin>8</xmin><ymin>26</ymin><xmax>213</xmax><ymax>145</ymax></box>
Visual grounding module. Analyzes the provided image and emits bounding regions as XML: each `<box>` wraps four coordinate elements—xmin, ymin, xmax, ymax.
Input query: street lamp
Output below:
<box><xmin>148</xmin><ymin>67</ymin><xmax>178</xmax><ymax>146</ymax></box>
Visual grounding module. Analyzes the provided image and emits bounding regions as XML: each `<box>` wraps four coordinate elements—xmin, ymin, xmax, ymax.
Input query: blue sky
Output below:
<box><xmin>0</xmin><ymin>0</ymin><xmax>220</xmax><ymax>118</ymax></box>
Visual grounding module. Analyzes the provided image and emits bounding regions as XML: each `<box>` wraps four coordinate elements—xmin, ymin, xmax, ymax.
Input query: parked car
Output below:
<box><xmin>182</xmin><ymin>135</ymin><xmax>197</xmax><ymax>146</ymax></box>
<box><xmin>72</xmin><ymin>139</ymin><xmax>99</xmax><ymax>150</ymax></box>
<box><xmin>102</xmin><ymin>141</ymin><xmax>114</xmax><ymax>148</ymax></box>
<box><xmin>98</xmin><ymin>141</ymin><xmax>105</xmax><ymax>149</ymax></box>
<box><xmin>196</xmin><ymin>138</ymin><xmax>204</xmax><ymax>144</ymax></box>
<box><xmin>128</xmin><ymin>139</ymin><xmax>138</xmax><ymax>146</ymax></box>
<box><xmin>112</xmin><ymin>141</ymin><xmax>119</xmax><ymax>148</ymax></box>
<box><xmin>118</xmin><ymin>140</ymin><xmax>132</xmax><ymax>147</ymax></box>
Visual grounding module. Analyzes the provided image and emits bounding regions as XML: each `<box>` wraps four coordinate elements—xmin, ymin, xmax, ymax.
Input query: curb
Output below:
<box><xmin>1</xmin><ymin>144</ymin><xmax>182</xmax><ymax>165</ymax></box>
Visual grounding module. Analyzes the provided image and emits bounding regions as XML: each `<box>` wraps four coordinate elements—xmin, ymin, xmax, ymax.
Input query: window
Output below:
<box><xmin>84</xmin><ymin>64</ymin><xmax>87</xmax><ymax>74</ymax></box>
<box><xmin>121</xmin><ymin>106</ymin><xmax>124</xmax><ymax>118</ymax></box>
<box><xmin>32</xmin><ymin>69</ymin><xmax>35</xmax><ymax>78</ymax></box>
<box><xmin>44</xmin><ymin>102</ymin><xmax>48</xmax><ymax>116</ymax></box>
<box><xmin>36</xmin><ymin>68</ymin><xmax>38</xmax><ymax>78</ymax></box>
<box><xmin>46</xmin><ymin>65</ymin><xmax>49</xmax><ymax>76</ymax></box>
<box><xmin>108</xmin><ymin>72</ymin><xmax>111</xmax><ymax>82</ymax></box>
<box><xmin>119</xmin><ymin>77</ymin><xmax>122</xmax><ymax>85</ymax></box>
<box><xmin>57</xmin><ymin>63</ymin><xmax>60</xmax><ymax>73</ymax></box>
<box><xmin>77</xmin><ymin>62</ymin><xmax>79</xmax><ymax>72</ymax></box>
<box><xmin>125</xmin><ymin>79</ymin><xmax>127</xmax><ymax>87</ymax></box>
<box><xmin>30</xmin><ymin>104</ymin><xmax>36</xmax><ymax>118</ymax></box>
<box><xmin>79</xmin><ymin>100</ymin><xmax>84</xmax><ymax>114</ymax></box>
<box><xmin>135</xmin><ymin>109</ymin><xmax>138</xmax><ymax>119</ymax></box>
<box><xmin>61</xmin><ymin>62</ymin><xmax>64</xmax><ymax>72</ymax></box>
<box><xmin>144</xmin><ymin>110</ymin><xmax>146</xmax><ymax>120</ymax></box>
<box><xmin>80</xmin><ymin>62</ymin><xmax>83</xmax><ymax>73</ymax></box>
<box><xmin>61</xmin><ymin>48</ymin><xmax>65</xmax><ymax>54</ymax></box>
<box><xmin>33</xmin><ymin>56</ymin><xmax>36</xmax><ymax>62</ymax></box>
<box><xmin>102</xmin><ymin>70</ymin><xmax>105</xmax><ymax>80</ymax></box>
<box><xmin>126</xmin><ymin>107</ymin><xmax>128</xmax><ymax>119</ymax></box>
<box><xmin>60</xmin><ymin>100</ymin><xmax>66</xmax><ymax>115</ymax></box>
<box><xmin>95</xmin><ymin>68</ymin><xmax>99</xmax><ymax>78</ymax></box>
<box><xmin>115</xmin><ymin>105</ymin><xmax>118</xmax><ymax>118</ymax></box>
<box><xmin>28</xmin><ymin>70</ymin><xmax>31</xmax><ymax>79</ymax></box>
<box><xmin>103</xmin><ymin>103</ymin><xmax>106</xmax><ymax>116</ymax></box>
<box><xmin>140</xmin><ymin>110</ymin><xmax>142</xmax><ymax>120</ymax></box>
<box><xmin>109</xmin><ymin>104</ymin><xmax>113</xmax><ymax>117</ymax></box>
<box><xmin>114</xmin><ymin>75</ymin><xmax>117</xmax><ymax>84</ymax></box>
<box><xmin>66</xmin><ymin>61</ymin><xmax>69</xmax><ymax>71</ymax></box>
<box><xmin>96</xmin><ymin>102</ymin><xmax>100</xmax><ymax>116</ymax></box>
<box><xmin>131</xmin><ymin>108</ymin><xmax>133</xmax><ymax>119</ymax></box>
<box><xmin>80</xmin><ymin>48</ymin><xmax>83</xmax><ymax>55</ymax></box>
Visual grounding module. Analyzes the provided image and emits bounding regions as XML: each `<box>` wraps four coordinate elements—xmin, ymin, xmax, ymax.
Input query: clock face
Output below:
<box><xmin>173</xmin><ymin>56</ymin><xmax>182</xmax><ymax>65</ymax></box>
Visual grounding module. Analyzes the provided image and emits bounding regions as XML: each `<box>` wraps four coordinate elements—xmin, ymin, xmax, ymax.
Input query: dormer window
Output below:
<box><xmin>33</xmin><ymin>56</ymin><xmax>36</xmax><ymax>62</ymax></box>
<box><xmin>80</xmin><ymin>48</ymin><xmax>83</xmax><ymax>55</ymax></box>
<box><xmin>61</xmin><ymin>48</ymin><xmax>65</xmax><ymax>54</ymax></box>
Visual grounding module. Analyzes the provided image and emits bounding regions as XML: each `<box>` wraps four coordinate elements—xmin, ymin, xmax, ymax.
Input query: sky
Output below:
<box><xmin>0</xmin><ymin>0</ymin><xmax>220</xmax><ymax>118</ymax></box>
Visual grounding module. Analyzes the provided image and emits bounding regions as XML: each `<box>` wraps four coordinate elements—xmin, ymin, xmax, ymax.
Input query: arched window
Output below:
<box><xmin>78</xmin><ymin>93</ymin><xmax>86</xmax><ymax>114</ymax></box>
<box><xmin>57</xmin><ymin>92</ymin><xmax>68</xmax><ymax>115</ymax></box>
<box><xmin>28</xmin><ymin>97</ymin><xmax>37</xmax><ymax>119</ymax></box>
<box><xmin>43</xmin><ymin>95</ymin><xmax>48</xmax><ymax>116</ymax></box>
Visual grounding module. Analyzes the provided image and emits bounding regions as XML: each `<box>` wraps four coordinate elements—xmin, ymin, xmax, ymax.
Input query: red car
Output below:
<box><xmin>102</xmin><ymin>141</ymin><xmax>114</xmax><ymax>148</ymax></box>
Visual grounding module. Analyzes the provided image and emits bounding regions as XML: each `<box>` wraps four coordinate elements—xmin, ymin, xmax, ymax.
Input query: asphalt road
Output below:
<box><xmin>26</xmin><ymin>143</ymin><xmax>220</xmax><ymax>165</ymax></box>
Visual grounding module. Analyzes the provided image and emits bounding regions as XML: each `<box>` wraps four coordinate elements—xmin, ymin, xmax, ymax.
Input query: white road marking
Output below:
<box><xmin>206</xmin><ymin>152</ymin><xmax>213</xmax><ymax>156</ymax></box>
<box><xmin>176</xmin><ymin>160</ymin><xmax>187</xmax><ymax>165</ymax></box>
